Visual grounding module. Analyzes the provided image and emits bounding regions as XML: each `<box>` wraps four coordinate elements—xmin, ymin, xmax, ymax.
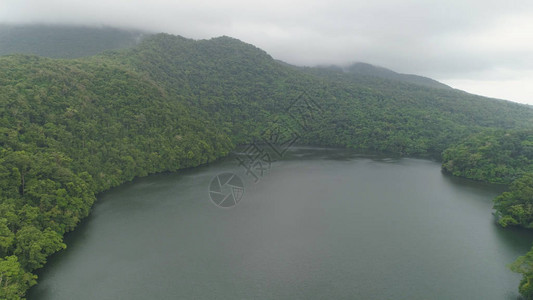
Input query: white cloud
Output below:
<box><xmin>443</xmin><ymin>70</ymin><xmax>533</xmax><ymax>106</ymax></box>
<box><xmin>1</xmin><ymin>0</ymin><xmax>533</xmax><ymax>104</ymax></box>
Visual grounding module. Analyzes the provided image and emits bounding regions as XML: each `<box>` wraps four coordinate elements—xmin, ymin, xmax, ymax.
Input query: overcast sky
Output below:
<box><xmin>1</xmin><ymin>0</ymin><xmax>533</xmax><ymax>105</ymax></box>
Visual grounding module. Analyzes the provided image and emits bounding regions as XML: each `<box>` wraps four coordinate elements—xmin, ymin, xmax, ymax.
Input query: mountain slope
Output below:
<box><xmin>316</xmin><ymin>62</ymin><xmax>452</xmax><ymax>89</ymax></box>
<box><xmin>113</xmin><ymin>34</ymin><xmax>532</xmax><ymax>153</ymax></box>
<box><xmin>346</xmin><ymin>62</ymin><xmax>450</xmax><ymax>89</ymax></box>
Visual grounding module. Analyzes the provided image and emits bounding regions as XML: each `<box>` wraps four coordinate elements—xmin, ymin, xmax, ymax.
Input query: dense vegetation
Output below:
<box><xmin>442</xmin><ymin>130</ymin><xmax>533</xmax><ymax>184</ymax></box>
<box><xmin>300</xmin><ymin>62</ymin><xmax>451</xmax><ymax>89</ymax></box>
<box><xmin>442</xmin><ymin>130</ymin><xmax>533</xmax><ymax>297</ymax></box>
<box><xmin>0</xmin><ymin>31</ymin><xmax>532</xmax><ymax>299</ymax></box>
<box><xmin>0</xmin><ymin>49</ymin><xmax>233</xmax><ymax>299</ymax></box>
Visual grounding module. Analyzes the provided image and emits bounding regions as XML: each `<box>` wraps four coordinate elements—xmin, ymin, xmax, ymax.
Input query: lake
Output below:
<box><xmin>28</xmin><ymin>147</ymin><xmax>533</xmax><ymax>299</ymax></box>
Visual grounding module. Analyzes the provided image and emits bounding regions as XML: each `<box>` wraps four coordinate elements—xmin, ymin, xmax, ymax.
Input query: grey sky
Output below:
<box><xmin>1</xmin><ymin>0</ymin><xmax>533</xmax><ymax>105</ymax></box>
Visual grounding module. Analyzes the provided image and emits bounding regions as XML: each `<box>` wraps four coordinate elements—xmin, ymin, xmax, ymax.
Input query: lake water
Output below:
<box><xmin>28</xmin><ymin>147</ymin><xmax>533</xmax><ymax>299</ymax></box>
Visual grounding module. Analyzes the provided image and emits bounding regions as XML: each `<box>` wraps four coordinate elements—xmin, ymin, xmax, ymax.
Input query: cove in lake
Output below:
<box><xmin>28</xmin><ymin>147</ymin><xmax>533</xmax><ymax>299</ymax></box>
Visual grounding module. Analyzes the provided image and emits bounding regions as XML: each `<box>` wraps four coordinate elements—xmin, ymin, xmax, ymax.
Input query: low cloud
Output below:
<box><xmin>1</xmin><ymin>0</ymin><xmax>532</xmax><ymax>104</ymax></box>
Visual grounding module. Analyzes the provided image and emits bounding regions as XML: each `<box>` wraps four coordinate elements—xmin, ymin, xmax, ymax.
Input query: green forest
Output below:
<box><xmin>0</xmin><ymin>30</ymin><xmax>532</xmax><ymax>299</ymax></box>
<box><xmin>442</xmin><ymin>130</ymin><xmax>533</xmax><ymax>296</ymax></box>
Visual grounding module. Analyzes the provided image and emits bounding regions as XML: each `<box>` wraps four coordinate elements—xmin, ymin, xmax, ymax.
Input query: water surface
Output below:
<box><xmin>29</xmin><ymin>148</ymin><xmax>533</xmax><ymax>299</ymax></box>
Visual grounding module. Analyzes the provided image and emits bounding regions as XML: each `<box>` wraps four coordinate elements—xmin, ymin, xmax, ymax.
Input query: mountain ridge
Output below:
<box><xmin>0</xmin><ymin>24</ymin><xmax>472</xmax><ymax>93</ymax></box>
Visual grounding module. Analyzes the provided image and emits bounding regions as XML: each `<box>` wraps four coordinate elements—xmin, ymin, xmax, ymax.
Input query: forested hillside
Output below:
<box><xmin>119</xmin><ymin>34</ymin><xmax>532</xmax><ymax>153</ymax></box>
<box><xmin>304</xmin><ymin>62</ymin><xmax>451</xmax><ymax>89</ymax></box>
<box><xmin>442</xmin><ymin>130</ymin><xmax>533</xmax><ymax>297</ymax></box>
<box><xmin>442</xmin><ymin>130</ymin><xmax>533</xmax><ymax>184</ymax></box>
<box><xmin>0</xmin><ymin>32</ymin><xmax>532</xmax><ymax>299</ymax></box>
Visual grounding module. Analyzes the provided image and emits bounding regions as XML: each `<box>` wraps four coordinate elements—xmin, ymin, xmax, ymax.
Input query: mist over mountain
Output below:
<box><xmin>0</xmin><ymin>24</ymin><xmax>146</xmax><ymax>58</ymax></box>
<box><xmin>0</xmin><ymin>24</ymin><xmax>471</xmax><ymax>92</ymax></box>
<box><xmin>345</xmin><ymin>62</ymin><xmax>451</xmax><ymax>89</ymax></box>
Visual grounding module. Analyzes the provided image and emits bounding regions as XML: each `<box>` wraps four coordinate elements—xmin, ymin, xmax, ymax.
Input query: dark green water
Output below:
<box><xmin>28</xmin><ymin>148</ymin><xmax>533</xmax><ymax>299</ymax></box>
